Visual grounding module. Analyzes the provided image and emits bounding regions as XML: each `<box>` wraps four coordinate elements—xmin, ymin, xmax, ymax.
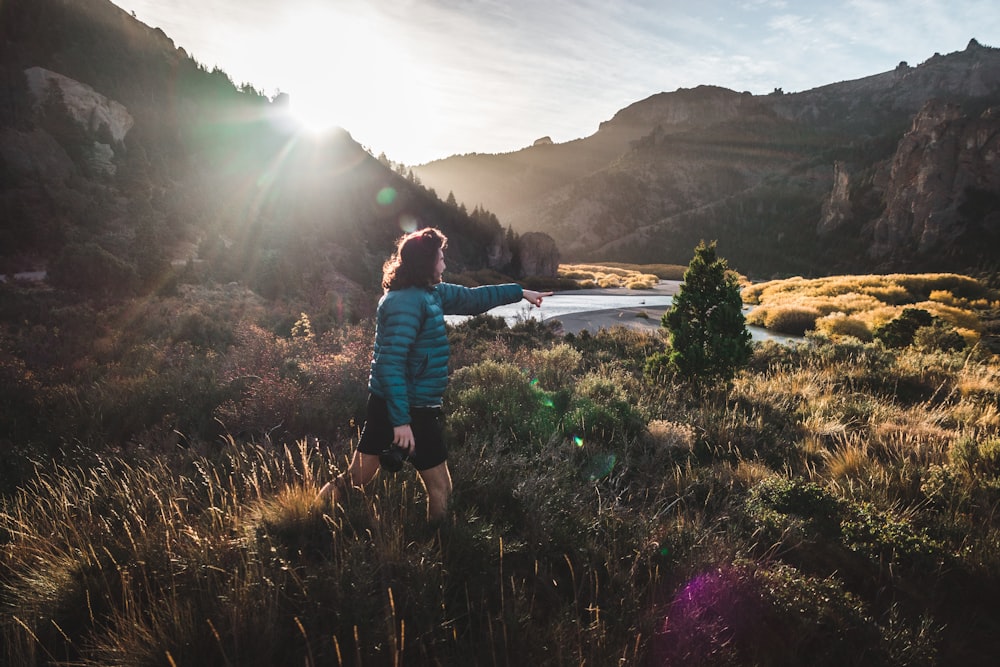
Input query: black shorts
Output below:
<box><xmin>357</xmin><ymin>393</ymin><xmax>446</xmax><ymax>471</ymax></box>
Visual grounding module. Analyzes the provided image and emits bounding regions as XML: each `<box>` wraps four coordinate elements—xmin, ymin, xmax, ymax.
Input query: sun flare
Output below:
<box><xmin>278</xmin><ymin>4</ymin><xmax>424</xmax><ymax>147</ymax></box>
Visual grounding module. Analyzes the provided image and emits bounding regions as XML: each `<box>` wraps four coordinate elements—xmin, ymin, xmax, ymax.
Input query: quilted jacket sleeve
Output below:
<box><xmin>372</xmin><ymin>291</ymin><xmax>422</xmax><ymax>426</ymax></box>
<box><xmin>436</xmin><ymin>282</ymin><xmax>523</xmax><ymax>315</ymax></box>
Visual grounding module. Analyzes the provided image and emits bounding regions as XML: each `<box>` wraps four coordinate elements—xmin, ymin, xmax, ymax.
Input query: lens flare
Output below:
<box><xmin>573</xmin><ymin>435</ymin><xmax>584</xmax><ymax>448</ymax></box>
<box><xmin>585</xmin><ymin>452</ymin><xmax>617</xmax><ymax>481</ymax></box>
<box><xmin>398</xmin><ymin>214</ymin><xmax>418</xmax><ymax>233</ymax></box>
<box><xmin>376</xmin><ymin>187</ymin><xmax>397</xmax><ymax>206</ymax></box>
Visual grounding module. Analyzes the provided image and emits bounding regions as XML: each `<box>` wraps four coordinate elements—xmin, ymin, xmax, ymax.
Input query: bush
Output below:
<box><xmin>568</xmin><ymin>326</ymin><xmax>666</xmax><ymax>374</ymax></box>
<box><xmin>561</xmin><ymin>372</ymin><xmax>646</xmax><ymax>443</ymax></box>
<box><xmin>815</xmin><ymin>312</ymin><xmax>873</xmax><ymax>341</ymax></box>
<box><xmin>446</xmin><ymin>360</ymin><xmax>556</xmax><ymax>446</ymax></box>
<box><xmin>912</xmin><ymin>323</ymin><xmax>966</xmax><ymax>352</ymax></box>
<box><xmin>527</xmin><ymin>343</ymin><xmax>582</xmax><ymax>391</ymax></box>
<box><xmin>949</xmin><ymin>435</ymin><xmax>1000</xmax><ymax>479</ymax></box>
<box><xmin>874</xmin><ymin>308</ymin><xmax>935</xmax><ymax>348</ymax></box>
<box><xmin>762</xmin><ymin>305</ymin><xmax>822</xmax><ymax>335</ymax></box>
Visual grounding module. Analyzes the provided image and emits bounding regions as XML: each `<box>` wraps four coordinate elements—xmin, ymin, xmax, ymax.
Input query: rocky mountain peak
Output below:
<box><xmin>599</xmin><ymin>85</ymin><xmax>751</xmax><ymax>136</ymax></box>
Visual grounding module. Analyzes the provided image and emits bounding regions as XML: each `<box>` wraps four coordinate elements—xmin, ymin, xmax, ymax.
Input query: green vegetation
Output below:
<box><xmin>659</xmin><ymin>241</ymin><xmax>752</xmax><ymax>384</ymax></box>
<box><xmin>4</xmin><ymin>282</ymin><xmax>1000</xmax><ymax>664</ymax></box>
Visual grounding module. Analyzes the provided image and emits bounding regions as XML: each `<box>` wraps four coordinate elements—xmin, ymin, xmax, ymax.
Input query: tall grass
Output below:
<box><xmin>4</xmin><ymin>317</ymin><xmax>1000</xmax><ymax>665</ymax></box>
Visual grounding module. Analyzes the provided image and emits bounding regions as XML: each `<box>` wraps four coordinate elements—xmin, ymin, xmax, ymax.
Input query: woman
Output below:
<box><xmin>317</xmin><ymin>227</ymin><xmax>551</xmax><ymax>520</ymax></box>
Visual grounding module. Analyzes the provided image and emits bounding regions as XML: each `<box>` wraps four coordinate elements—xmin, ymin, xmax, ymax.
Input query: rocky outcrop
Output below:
<box><xmin>515</xmin><ymin>232</ymin><xmax>560</xmax><ymax>278</ymax></box>
<box><xmin>817</xmin><ymin>161</ymin><xmax>853</xmax><ymax>235</ymax></box>
<box><xmin>486</xmin><ymin>228</ymin><xmax>514</xmax><ymax>270</ymax></box>
<box><xmin>25</xmin><ymin>67</ymin><xmax>133</xmax><ymax>145</ymax></box>
<box><xmin>869</xmin><ymin>99</ymin><xmax>1000</xmax><ymax>258</ymax></box>
<box><xmin>24</xmin><ymin>67</ymin><xmax>133</xmax><ymax>175</ymax></box>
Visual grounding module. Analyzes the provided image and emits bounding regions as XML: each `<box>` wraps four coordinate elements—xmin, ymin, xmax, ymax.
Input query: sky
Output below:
<box><xmin>108</xmin><ymin>0</ymin><xmax>1000</xmax><ymax>166</ymax></box>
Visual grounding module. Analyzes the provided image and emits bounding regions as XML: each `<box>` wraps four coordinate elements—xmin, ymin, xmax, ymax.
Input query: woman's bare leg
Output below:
<box><xmin>417</xmin><ymin>461</ymin><xmax>453</xmax><ymax>521</ymax></box>
<box><xmin>316</xmin><ymin>452</ymin><xmax>381</xmax><ymax>507</ymax></box>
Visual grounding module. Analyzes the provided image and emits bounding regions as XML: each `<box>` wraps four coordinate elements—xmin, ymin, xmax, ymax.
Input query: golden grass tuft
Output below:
<box><xmin>822</xmin><ymin>436</ymin><xmax>874</xmax><ymax>481</ymax></box>
<box><xmin>646</xmin><ymin>420</ymin><xmax>696</xmax><ymax>451</ymax></box>
<box><xmin>731</xmin><ymin>460</ymin><xmax>777</xmax><ymax>487</ymax></box>
<box><xmin>814</xmin><ymin>312</ymin><xmax>873</xmax><ymax>340</ymax></box>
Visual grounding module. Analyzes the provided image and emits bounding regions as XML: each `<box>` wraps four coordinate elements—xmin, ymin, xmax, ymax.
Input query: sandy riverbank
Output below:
<box><xmin>540</xmin><ymin>280</ymin><xmax>681</xmax><ymax>335</ymax></box>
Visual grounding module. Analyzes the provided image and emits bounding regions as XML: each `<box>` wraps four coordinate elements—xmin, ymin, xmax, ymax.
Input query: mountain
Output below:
<box><xmin>413</xmin><ymin>40</ymin><xmax>1000</xmax><ymax>277</ymax></box>
<box><xmin>0</xmin><ymin>0</ymin><xmax>553</xmax><ymax>309</ymax></box>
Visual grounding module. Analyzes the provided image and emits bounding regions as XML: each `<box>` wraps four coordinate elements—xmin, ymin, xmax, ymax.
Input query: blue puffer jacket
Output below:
<box><xmin>369</xmin><ymin>282</ymin><xmax>524</xmax><ymax>426</ymax></box>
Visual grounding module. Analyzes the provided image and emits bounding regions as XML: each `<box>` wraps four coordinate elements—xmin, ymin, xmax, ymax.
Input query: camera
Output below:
<box><xmin>379</xmin><ymin>445</ymin><xmax>409</xmax><ymax>472</ymax></box>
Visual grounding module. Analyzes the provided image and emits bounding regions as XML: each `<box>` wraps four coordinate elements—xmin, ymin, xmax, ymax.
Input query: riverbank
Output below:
<box><xmin>541</xmin><ymin>280</ymin><xmax>680</xmax><ymax>335</ymax></box>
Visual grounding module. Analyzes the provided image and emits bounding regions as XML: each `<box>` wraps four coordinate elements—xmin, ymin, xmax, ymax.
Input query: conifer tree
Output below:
<box><xmin>662</xmin><ymin>240</ymin><xmax>751</xmax><ymax>383</ymax></box>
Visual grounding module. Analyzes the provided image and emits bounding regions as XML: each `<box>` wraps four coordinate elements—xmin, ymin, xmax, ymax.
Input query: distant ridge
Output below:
<box><xmin>414</xmin><ymin>39</ymin><xmax>1000</xmax><ymax>275</ymax></box>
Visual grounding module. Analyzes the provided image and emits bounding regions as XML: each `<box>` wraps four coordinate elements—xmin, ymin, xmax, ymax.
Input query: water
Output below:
<box><xmin>466</xmin><ymin>293</ymin><xmax>674</xmax><ymax>321</ymax></box>
<box><xmin>446</xmin><ymin>292</ymin><xmax>802</xmax><ymax>344</ymax></box>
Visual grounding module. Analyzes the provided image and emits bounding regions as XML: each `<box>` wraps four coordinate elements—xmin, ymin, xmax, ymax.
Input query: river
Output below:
<box><xmin>446</xmin><ymin>286</ymin><xmax>801</xmax><ymax>344</ymax></box>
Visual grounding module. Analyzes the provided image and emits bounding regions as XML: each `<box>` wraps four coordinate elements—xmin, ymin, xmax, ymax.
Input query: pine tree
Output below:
<box><xmin>662</xmin><ymin>240</ymin><xmax>751</xmax><ymax>383</ymax></box>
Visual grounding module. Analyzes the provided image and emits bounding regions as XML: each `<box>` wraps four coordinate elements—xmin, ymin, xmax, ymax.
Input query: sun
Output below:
<box><xmin>287</xmin><ymin>87</ymin><xmax>341</xmax><ymax>134</ymax></box>
<box><xmin>278</xmin><ymin>4</ymin><xmax>421</xmax><ymax>144</ymax></box>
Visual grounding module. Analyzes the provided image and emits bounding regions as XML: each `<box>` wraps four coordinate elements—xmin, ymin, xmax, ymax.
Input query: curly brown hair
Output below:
<box><xmin>382</xmin><ymin>227</ymin><xmax>448</xmax><ymax>291</ymax></box>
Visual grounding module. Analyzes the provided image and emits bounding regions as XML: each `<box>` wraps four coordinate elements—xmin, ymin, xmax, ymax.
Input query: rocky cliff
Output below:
<box><xmin>515</xmin><ymin>231</ymin><xmax>560</xmax><ymax>278</ymax></box>
<box><xmin>22</xmin><ymin>66</ymin><xmax>133</xmax><ymax>175</ymax></box>
<box><xmin>867</xmin><ymin>100</ymin><xmax>1000</xmax><ymax>261</ymax></box>
<box><xmin>25</xmin><ymin>67</ymin><xmax>133</xmax><ymax>145</ymax></box>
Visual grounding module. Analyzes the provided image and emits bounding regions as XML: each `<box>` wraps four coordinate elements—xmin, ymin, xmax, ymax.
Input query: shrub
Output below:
<box><xmin>763</xmin><ymin>305</ymin><xmax>822</xmax><ymax>335</ymax></box>
<box><xmin>569</xmin><ymin>326</ymin><xmax>666</xmax><ymax>375</ymax></box>
<box><xmin>561</xmin><ymin>371</ymin><xmax>646</xmax><ymax>443</ymax></box>
<box><xmin>745</xmin><ymin>477</ymin><xmax>843</xmax><ymax>540</ymax></box>
<box><xmin>815</xmin><ymin>312</ymin><xmax>873</xmax><ymax>341</ymax></box>
<box><xmin>527</xmin><ymin>343</ymin><xmax>582</xmax><ymax>390</ymax></box>
<box><xmin>949</xmin><ymin>435</ymin><xmax>1000</xmax><ymax>479</ymax></box>
<box><xmin>912</xmin><ymin>323</ymin><xmax>966</xmax><ymax>352</ymax></box>
<box><xmin>873</xmin><ymin>308</ymin><xmax>935</xmax><ymax>348</ymax></box>
<box><xmin>643</xmin><ymin>350</ymin><xmax>674</xmax><ymax>383</ymax></box>
<box><xmin>48</xmin><ymin>242</ymin><xmax>139</xmax><ymax>296</ymax></box>
<box><xmin>446</xmin><ymin>360</ymin><xmax>555</xmax><ymax>446</ymax></box>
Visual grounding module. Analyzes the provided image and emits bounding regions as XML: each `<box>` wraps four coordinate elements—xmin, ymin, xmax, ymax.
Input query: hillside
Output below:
<box><xmin>413</xmin><ymin>40</ymin><xmax>1000</xmax><ymax>277</ymax></box>
<box><xmin>0</xmin><ymin>0</ymin><xmax>552</xmax><ymax>304</ymax></box>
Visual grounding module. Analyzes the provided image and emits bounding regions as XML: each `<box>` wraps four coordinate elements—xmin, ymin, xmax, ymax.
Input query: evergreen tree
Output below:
<box><xmin>662</xmin><ymin>240</ymin><xmax>751</xmax><ymax>383</ymax></box>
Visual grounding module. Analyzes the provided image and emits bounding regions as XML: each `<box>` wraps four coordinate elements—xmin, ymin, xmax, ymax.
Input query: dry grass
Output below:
<box><xmin>744</xmin><ymin>273</ymin><xmax>999</xmax><ymax>339</ymax></box>
<box><xmin>559</xmin><ymin>263</ymin><xmax>660</xmax><ymax>289</ymax></box>
<box><xmin>5</xmin><ymin>319</ymin><xmax>1000</xmax><ymax>665</ymax></box>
